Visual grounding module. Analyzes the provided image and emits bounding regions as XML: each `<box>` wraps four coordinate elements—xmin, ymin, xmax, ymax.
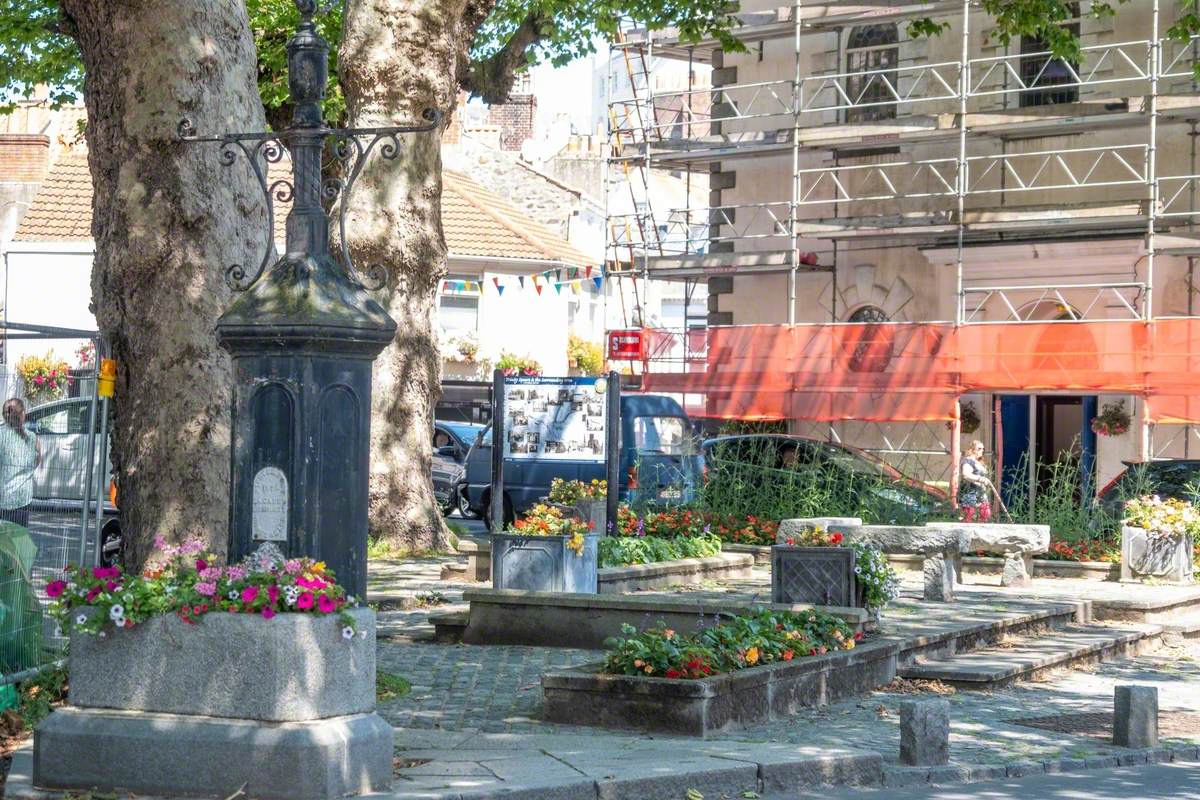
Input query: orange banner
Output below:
<box><xmin>640</xmin><ymin>318</ymin><xmax>1200</xmax><ymax>424</ymax></box>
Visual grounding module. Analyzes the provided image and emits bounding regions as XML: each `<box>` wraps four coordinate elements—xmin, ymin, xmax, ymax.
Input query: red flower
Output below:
<box><xmin>665</xmin><ymin>668</ymin><xmax>681</xmax><ymax>679</ymax></box>
<box><xmin>831</xmin><ymin>532</ymin><xmax>844</xmax><ymax>545</ymax></box>
<box><xmin>782</xmin><ymin>650</ymin><xmax>794</xmax><ymax>661</ymax></box>
<box><xmin>854</xmin><ymin>631</ymin><xmax>864</xmax><ymax>641</ymax></box>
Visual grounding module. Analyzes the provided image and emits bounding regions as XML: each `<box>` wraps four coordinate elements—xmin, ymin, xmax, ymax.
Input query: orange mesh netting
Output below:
<box><xmin>639</xmin><ymin>318</ymin><xmax>1200</xmax><ymax>424</ymax></box>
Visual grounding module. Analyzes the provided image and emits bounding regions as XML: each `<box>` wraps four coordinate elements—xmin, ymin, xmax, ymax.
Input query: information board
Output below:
<box><xmin>501</xmin><ymin>376</ymin><xmax>608</xmax><ymax>461</ymax></box>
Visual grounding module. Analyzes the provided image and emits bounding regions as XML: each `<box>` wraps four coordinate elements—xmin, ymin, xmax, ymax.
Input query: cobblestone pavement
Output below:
<box><xmin>370</xmin><ymin>556</ymin><xmax>1200</xmax><ymax>768</ymax></box>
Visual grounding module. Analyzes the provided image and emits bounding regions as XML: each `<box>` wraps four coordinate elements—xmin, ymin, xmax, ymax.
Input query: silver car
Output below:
<box><xmin>24</xmin><ymin>396</ymin><xmax>111</xmax><ymax>505</ymax></box>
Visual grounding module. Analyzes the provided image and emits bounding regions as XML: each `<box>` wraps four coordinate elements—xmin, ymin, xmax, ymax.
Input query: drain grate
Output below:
<box><xmin>1009</xmin><ymin>710</ymin><xmax>1200</xmax><ymax>741</ymax></box>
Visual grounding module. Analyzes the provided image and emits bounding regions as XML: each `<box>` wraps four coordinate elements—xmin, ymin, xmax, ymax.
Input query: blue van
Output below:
<box><xmin>460</xmin><ymin>394</ymin><xmax>703</xmax><ymax>527</ymax></box>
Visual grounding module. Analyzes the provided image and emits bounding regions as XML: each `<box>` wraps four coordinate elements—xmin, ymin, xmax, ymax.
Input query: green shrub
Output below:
<box><xmin>598</xmin><ymin>533</ymin><xmax>721</xmax><ymax>567</ymax></box>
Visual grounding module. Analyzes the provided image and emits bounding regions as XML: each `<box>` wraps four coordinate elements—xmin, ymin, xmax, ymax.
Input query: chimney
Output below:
<box><xmin>486</xmin><ymin>73</ymin><xmax>536</xmax><ymax>152</ymax></box>
<box><xmin>0</xmin><ymin>134</ymin><xmax>51</xmax><ymax>182</ymax></box>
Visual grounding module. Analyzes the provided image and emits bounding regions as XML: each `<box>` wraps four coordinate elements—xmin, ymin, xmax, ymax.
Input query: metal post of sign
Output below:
<box><xmin>91</xmin><ymin>396</ymin><xmax>110</xmax><ymax>566</ymax></box>
<box><xmin>489</xmin><ymin>369</ymin><xmax>505</xmax><ymax>533</ymax></box>
<box><xmin>605</xmin><ymin>370</ymin><xmax>620</xmax><ymax>533</ymax></box>
<box><xmin>76</xmin><ymin>337</ymin><xmax>101</xmax><ymax>566</ymax></box>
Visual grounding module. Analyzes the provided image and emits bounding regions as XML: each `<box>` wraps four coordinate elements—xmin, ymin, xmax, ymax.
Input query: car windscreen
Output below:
<box><xmin>632</xmin><ymin>416</ymin><xmax>695</xmax><ymax>456</ymax></box>
<box><xmin>813</xmin><ymin>442</ymin><xmax>898</xmax><ymax>480</ymax></box>
<box><xmin>441</xmin><ymin>422</ymin><xmax>483</xmax><ymax>445</ymax></box>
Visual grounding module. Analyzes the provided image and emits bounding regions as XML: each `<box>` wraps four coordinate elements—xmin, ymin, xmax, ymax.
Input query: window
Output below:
<box><xmin>439</xmin><ymin>273</ymin><xmax>480</xmax><ymax>335</ymax></box>
<box><xmin>632</xmin><ymin>416</ymin><xmax>695</xmax><ymax>456</ymax></box>
<box><xmin>845</xmin><ymin>24</ymin><xmax>899</xmax><ymax>123</ymax></box>
<box><xmin>846</xmin><ymin>304</ymin><xmax>893</xmax><ymax>373</ymax></box>
<box><xmin>28</xmin><ymin>402</ymin><xmax>99</xmax><ymax>436</ymax></box>
<box><xmin>1019</xmin><ymin>4</ymin><xmax>1081</xmax><ymax>107</ymax></box>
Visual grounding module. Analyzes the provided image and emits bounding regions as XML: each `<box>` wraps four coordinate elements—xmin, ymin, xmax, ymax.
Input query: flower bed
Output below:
<box><xmin>603</xmin><ymin>608</ymin><xmax>861</xmax><ymax>680</ymax></box>
<box><xmin>47</xmin><ymin>537</ymin><xmax>360</xmax><ymax>638</ymax></box>
<box><xmin>615</xmin><ymin>505</ymin><xmax>779</xmax><ymax>545</ymax></box>
<box><xmin>508</xmin><ymin>503</ymin><xmax>593</xmax><ymax>554</ymax></box>
<box><xmin>598</xmin><ymin>533</ymin><xmax>721</xmax><ymax>568</ymax></box>
<box><xmin>1041</xmin><ymin>537</ymin><xmax>1121</xmax><ymax>564</ymax></box>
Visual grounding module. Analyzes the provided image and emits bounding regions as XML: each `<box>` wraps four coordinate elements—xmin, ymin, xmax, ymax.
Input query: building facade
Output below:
<box><xmin>610</xmin><ymin>2</ymin><xmax>1200</xmax><ymax>498</ymax></box>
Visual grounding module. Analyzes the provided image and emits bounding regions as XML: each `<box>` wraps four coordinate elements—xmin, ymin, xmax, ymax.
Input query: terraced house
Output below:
<box><xmin>608</xmin><ymin>1</ymin><xmax>1200</xmax><ymax>501</ymax></box>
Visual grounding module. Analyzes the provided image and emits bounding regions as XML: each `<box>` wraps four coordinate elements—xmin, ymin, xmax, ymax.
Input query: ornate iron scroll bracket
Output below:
<box><xmin>177</xmin><ymin>107</ymin><xmax>441</xmax><ymax>291</ymax></box>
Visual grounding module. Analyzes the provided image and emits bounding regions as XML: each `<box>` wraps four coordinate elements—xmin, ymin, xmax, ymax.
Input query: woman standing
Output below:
<box><xmin>0</xmin><ymin>399</ymin><xmax>40</xmax><ymax>528</ymax></box>
<box><xmin>958</xmin><ymin>439</ymin><xmax>993</xmax><ymax>523</ymax></box>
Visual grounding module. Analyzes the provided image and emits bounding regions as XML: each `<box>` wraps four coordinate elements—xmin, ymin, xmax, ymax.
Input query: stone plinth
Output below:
<box><xmin>899</xmin><ymin>699</ymin><xmax>950</xmax><ymax>766</ymax></box>
<box><xmin>34</xmin><ymin>608</ymin><xmax>392</xmax><ymax>799</ymax></box>
<box><xmin>1114</xmin><ymin>685</ymin><xmax>1158</xmax><ymax>748</ymax></box>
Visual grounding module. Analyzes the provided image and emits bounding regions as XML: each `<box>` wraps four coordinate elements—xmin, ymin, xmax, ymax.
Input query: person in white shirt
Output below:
<box><xmin>958</xmin><ymin>439</ymin><xmax>993</xmax><ymax>522</ymax></box>
<box><xmin>0</xmin><ymin>399</ymin><xmax>41</xmax><ymax>529</ymax></box>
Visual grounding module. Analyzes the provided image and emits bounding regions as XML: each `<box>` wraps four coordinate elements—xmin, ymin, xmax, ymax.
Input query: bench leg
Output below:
<box><xmin>1001</xmin><ymin>552</ymin><xmax>1033</xmax><ymax>588</ymax></box>
<box><xmin>922</xmin><ymin>553</ymin><xmax>956</xmax><ymax>602</ymax></box>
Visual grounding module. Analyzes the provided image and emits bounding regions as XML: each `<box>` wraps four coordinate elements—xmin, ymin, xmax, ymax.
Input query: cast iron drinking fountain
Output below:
<box><xmin>179</xmin><ymin>0</ymin><xmax>440</xmax><ymax>600</ymax></box>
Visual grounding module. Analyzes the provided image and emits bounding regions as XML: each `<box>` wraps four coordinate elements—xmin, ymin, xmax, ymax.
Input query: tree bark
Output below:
<box><xmin>60</xmin><ymin>1</ymin><xmax>266</xmax><ymax>569</ymax></box>
<box><xmin>339</xmin><ymin>0</ymin><xmax>493</xmax><ymax>552</ymax></box>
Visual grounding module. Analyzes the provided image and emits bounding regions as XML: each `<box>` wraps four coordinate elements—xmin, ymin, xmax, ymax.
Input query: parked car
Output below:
<box><xmin>701</xmin><ymin>434</ymin><xmax>952</xmax><ymax>521</ymax></box>
<box><xmin>432</xmin><ymin>420</ymin><xmax>485</xmax><ymax>516</ymax></box>
<box><xmin>1097</xmin><ymin>459</ymin><xmax>1200</xmax><ymax>519</ymax></box>
<box><xmin>461</xmin><ymin>394</ymin><xmax>704</xmax><ymax>528</ymax></box>
<box><xmin>24</xmin><ymin>396</ymin><xmax>113</xmax><ymax>507</ymax></box>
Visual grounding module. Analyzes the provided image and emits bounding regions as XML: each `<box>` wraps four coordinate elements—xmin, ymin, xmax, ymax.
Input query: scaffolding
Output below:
<box><xmin>605</xmin><ymin>0</ymin><xmax>1200</xmax><ymax>481</ymax></box>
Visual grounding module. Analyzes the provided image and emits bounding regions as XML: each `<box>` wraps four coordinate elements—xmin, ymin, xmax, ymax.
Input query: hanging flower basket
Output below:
<box><xmin>960</xmin><ymin>401</ymin><xmax>981</xmax><ymax>435</ymax></box>
<box><xmin>1091</xmin><ymin>400</ymin><xmax>1130</xmax><ymax>437</ymax></box>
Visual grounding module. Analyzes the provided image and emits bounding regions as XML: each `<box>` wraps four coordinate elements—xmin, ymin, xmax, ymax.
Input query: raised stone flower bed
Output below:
<box><xmin>1121</xmin><ymin>526</ymin><xmax>1194</xmax><ymax>585</ymax></box>
<box><xmin>34</xmin><ymin>607</ymin><xmax>392</xmax><ymax>799</ymax></box>
<box><xmin>491</xmin><ymin>532</ymin><xmax>600</xmax><ymax>593</ymax></box>
<box><xmin>541</xmin><ymin>638</ymin><xmax>899</xmax><ymax>736</ymax></box>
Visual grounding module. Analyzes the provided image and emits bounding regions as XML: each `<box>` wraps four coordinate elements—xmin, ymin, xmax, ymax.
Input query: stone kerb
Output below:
<box><xmin>34</xmin><ymin>608</ymin><xmax>393</xmax><ymax>799</ymax></box>
<box><xmin>926</xmin><ymin>522</ymin><xmax>1050</xmax><ymax>588</ymax></box>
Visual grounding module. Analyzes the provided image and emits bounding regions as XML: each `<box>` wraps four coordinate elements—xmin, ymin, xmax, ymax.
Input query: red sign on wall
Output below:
<box><xmin>607</xmin><ymin>329</ymin><xmax>644</xmax><ymax>360</ymax></box>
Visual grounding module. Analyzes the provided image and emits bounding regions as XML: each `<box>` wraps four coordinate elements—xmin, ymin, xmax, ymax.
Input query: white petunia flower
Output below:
<box><xmin>75</xmin><ymin>613</ymin><xmax>88</xmax><ymax>626</ymax></box>
<box><xmin>109</xmin><ymin>604</ymin><xmax>125</xmax><ymax>620</ymax></box>
<box><xmin>228</xmin><ymin>590</ymin><xmax>240</xmax><ymax>601</ymax></box>
<box><xmin>358</xmin><ymin>629</ymin><xmax>367</xmax><ymax>640</ymax></box>
<box><xmin>341</xmin><ymin>626</ymin><xmax>355</xmax><ymax>640</ymax></box>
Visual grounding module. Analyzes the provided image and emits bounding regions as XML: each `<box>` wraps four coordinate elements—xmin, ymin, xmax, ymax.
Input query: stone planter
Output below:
<box><xmin>542</xmin><ymin>638</ymin><xmax>899</xmax><ymax>736</ymax></box>
<box><xmin>491</xmin><ymin>532</ymin><xmax>599</xmax><ymax>593</ymax></box>
<box><xmin>33</xmin><ymin>608</ymin><xmax>392</xmax><ymax>799</ymax></box>
<box><xmin>771</xmin><ymin>545</ymin><xmax>858</xmax><ymax>607</ymax></box>
<box><xmin>1121</xmin><ymin>526</ymin><xmax>1195</xmax><ymax>585</ymax></box>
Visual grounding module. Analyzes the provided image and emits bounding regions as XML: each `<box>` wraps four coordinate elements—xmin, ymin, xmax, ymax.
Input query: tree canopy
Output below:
<box><xmin>0</xmin><ymin>0</ymin><xmax>743</xmax><ymax>117</ymax></box>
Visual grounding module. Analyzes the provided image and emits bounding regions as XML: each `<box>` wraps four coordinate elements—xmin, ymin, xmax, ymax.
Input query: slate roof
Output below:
<box><xmin>14</xmin><ymin>152</ymin><xmax>594</xmax><ymax>271</ymax></box>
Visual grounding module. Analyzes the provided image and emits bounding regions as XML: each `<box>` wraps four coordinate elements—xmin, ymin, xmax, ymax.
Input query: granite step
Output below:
<box><xmin>1163</xmin><ymin>611</ymin><xmax>1200</xmax><ymax>638</ymax></box>
<box><xmin>429</xmin><ymin>610</ymin><xmax>468</xmax><ymax>643</ymax></box>
<box><xmin>897</xmin><ymin>624</ymin><xmax>1159</xmax><ymax>689</ymax></box>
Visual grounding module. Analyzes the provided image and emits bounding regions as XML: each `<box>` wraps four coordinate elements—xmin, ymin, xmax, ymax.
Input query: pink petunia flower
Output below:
<box><xmin>262</xmin><ymin>607</ymin><xmax>276</xmax><ymax>620</ymax></box>
<box><xmin>267</xmin><ymin>585</ymin><xmax>280</xmax><ymax>604</ymax></box>
<box><xmin>45</xmin><ymin>580</ymin><xmax>66</xmax><ymax>599</ymax></box>
<box><xmin>317</xmin><ymin>594</ymin><xmax>335</xmax><ymax>614</ymax></box>
<box><xmin>241</xmin><ymin>586</ymin><xmax>259</xmax><ymax>604</ymax></box>
<box><xmin>85</xmin><ymin>587</ymin><xmax>100</xmax><ymax>603</ymax></box>
<box><xmin>296</xmin><ymin>591</ymin><xmax>314</xmax><ymax>610</ymax></box>
<box><xmin>195</xmin><ymin>559</ymin><xmax>208</xmax><ymax>571</ymax></box>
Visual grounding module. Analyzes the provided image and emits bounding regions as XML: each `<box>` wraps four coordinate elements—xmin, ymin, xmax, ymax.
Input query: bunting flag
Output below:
<box><xmin>535</xmin><ymin>282</ymin><xmax>543</xmax><ymax>296</ymax></box>
<box><xmin>585</xmin><ymin>265</ymin><xmax>593</xmax><ymax>278</ymax></box>
<box><xmin>570</xmin><ymin>281</ymin><xmax>581</xmax><ymax>295</ymax></box>
<box><xmin>593</xmin><ymin>276</ymin><xmax>603</xmax><ymax>291</ymax></box>
<box><xmin>555</xmin><ymin>269</ymin><xmax>563</xmax><ymax>282</ymax></box>
<box><xmin>518</xmin><ymin>276</ymin><xmax>526</xmax><ymax>288</ymax></box>
<box><xmin>492</xmin><ymin>276</ymin><xmax>501</xmax><ymax>292</ymax></box>
<box><xmin>554</xmin><ymin>283</ymin><xmax>563</xmax><ymax>294</ymax></box>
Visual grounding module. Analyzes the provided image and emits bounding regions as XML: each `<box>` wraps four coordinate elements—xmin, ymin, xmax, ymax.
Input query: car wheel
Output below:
<box><xmin>99</xmin><ymin>518</ymin><xmax>122</xmax><ymax>568</ymax></box>
<box><xmin>483</xmin><ymin>494</ymin><xmax>513</xmax><ymax>531</ymax></box>
<box><xmin>456</xmin><ymin>486</ymin><xmax>477</xmax><ymax>519</ymax></box>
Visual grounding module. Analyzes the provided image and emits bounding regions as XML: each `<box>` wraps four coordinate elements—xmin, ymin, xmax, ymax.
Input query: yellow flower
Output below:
<box><xmin>644</xmin><ymin>665</ymin><xmax>653</xmax><ymax>674</ymax></box>
<box><xmin>845</xmin><ymin>639</ymin><xmax>855</xmax><ymax>650</ymax></box>
<box><xmin>745</xmin><ymin>647</ymin><xmax>760</xmax><ymax>665</ymax></box>
<box><xmin>312</xmin><ymin>561</ymin><xmax>326</xmax><ymax>574</ymax></box>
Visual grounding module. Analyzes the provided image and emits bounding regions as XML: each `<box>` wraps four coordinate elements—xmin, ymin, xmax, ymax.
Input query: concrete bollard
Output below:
<box><xmin>1113</xmin><ymin>685</ymin><xmax>1158</xmax><ymax>748</ymax></box>
<box><xmin>899</xmin><ymin>699</ymin><xmax>950</xmax><ymax>766</ymax></box>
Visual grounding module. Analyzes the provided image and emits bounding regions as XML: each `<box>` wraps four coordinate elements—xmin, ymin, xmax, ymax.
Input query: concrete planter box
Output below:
<box><xmin>491</xmin><ymin>532</ymin><xmax>600</xmax><ymax>593</ymax></box>
<box><xmin>460</xmin><ymin>587</ymin><xmax>866</xmax><ymax>649</ymax></box>
<box><xmin>542</xmin><ymin>638</ymin><xmax>899</xmax><ymax>737</ymax></box>
<box><xmin>771</xmin><ymin>546</ymin><xmax>858</xmax><ymax>607</ymax></box>
<box><xmin>34</xmin><ymin>608</ymin><xmax>392</xmax><ymax>799</ymax></box>
<box><xmin>1121</xmin><ymin>526</ymin><xmax>1195</xmax><ymax>584</ymax></box>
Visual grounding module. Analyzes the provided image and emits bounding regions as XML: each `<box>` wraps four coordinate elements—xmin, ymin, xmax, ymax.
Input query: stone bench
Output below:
<box><xmin>925</xmin><ymin>522</ymin><xmax>1049</xmax><ymax>588</ymax></box>
<box><xmin>778</xmin><ymin>518</ymin><xmax>960</xmax><ymax>602</ymax></box>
